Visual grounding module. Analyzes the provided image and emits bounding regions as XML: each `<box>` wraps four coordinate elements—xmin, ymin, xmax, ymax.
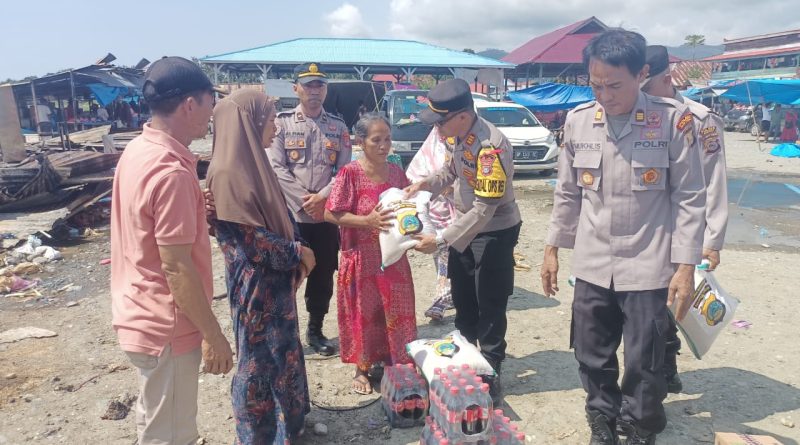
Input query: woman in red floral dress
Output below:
<box><xmin>324</xmin><ymin>113</ymin><xmax>417</xmax><ymax>394</ymax></box>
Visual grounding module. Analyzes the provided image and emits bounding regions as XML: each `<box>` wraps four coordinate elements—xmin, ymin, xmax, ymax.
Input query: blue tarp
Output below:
<box><xmin>87</xmin><ymin>83</ymin><xmax>130</xmax><ymax>106</ymax></box>
<box><xmin>770</xmin><ymin>143</ymin><xmax>800</xmax><ymax>158</ymax></box>
<box><xmin>720</xmin><ymin>79</ymin><xmax>800</xmax><ymax>105</ymax></box>
<box><xmin>507</xmin><ymin>83</ymin><xmax>595</xmax><ymax>112</ymax></box>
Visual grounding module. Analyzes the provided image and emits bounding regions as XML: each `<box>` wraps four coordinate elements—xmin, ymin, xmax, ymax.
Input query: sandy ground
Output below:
<box><xmin>1</xmin><ymin>130</ymin><xmax>799</xmax><ymax>445</ymax></box>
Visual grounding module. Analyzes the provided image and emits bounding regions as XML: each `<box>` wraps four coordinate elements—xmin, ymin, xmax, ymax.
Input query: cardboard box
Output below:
<box><xmin>715</xmin><ymin>432</ymin><xmax>783</xmax><ymax>445</ymax></box>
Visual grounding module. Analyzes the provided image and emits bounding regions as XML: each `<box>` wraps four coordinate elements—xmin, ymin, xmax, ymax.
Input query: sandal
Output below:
<box><xmin>425</xmin><ymin>302</ymin><xmax>445</xmax><ymax>321</ymax></box>
<box><xmin>352</xmin><ymin>370</ymin><xmax>373</xmax><ymax>395</ymax></box>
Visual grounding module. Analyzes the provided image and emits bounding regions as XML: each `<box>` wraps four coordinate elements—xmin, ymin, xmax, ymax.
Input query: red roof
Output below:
<box><xmin>503</xmin><ymin>17</ymin><xmax>608</xmax><ymax>65</ymax></box>
<box><xmin>703</xmin><ymin>44</ymin><xmax>800</xmax><ymax>62</ymax></box>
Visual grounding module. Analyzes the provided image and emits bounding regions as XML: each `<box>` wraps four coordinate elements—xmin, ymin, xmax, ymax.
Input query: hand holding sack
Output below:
<box><xmin>378</xmin><ymin>187</ymin><xmax>434</xmax><ymax>268</ymax></box>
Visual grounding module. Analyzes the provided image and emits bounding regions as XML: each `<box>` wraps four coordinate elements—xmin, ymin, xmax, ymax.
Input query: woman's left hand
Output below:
<box><xmin>203</xmin><ymin>188</ymin><xmax>217</xmax><ymax>219</ymax></box>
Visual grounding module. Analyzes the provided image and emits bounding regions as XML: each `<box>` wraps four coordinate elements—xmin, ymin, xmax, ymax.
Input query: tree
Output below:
<box><xmin>683</xmin><ymin>34</ymin><xmax>706</xmax><ymax>61</ymax></box>
<box><xmin>686</xmin><ymin>65</ymin><xmax>705</xmax><ymax>80</ymax></box>
<box><xmin>463</xmin><ymin>48</ymin><xmax>476</xmax><ymax>54</ymax></box>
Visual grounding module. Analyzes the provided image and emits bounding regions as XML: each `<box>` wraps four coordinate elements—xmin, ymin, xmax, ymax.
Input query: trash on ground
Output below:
<box><xmin>0</xmin><ymin>327</ymin><xmax>58</xmax><ymax>344</ymax></box>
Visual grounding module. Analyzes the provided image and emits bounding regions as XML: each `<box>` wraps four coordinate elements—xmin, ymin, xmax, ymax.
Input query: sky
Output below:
<box><xmin>3</xmin><ymin>0</ymin><xmax>800</xmax><ymax>81</ymax></box>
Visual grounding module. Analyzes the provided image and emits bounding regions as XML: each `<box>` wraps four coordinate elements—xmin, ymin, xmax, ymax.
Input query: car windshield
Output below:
<box><xmin>477</xmin><ymin>107</ymin><xmax>541</xmax><ymax>127</ymax></box>
<box><xmin>391</xmin><ymin>93</ymin><xmax>429</xmax><ymax>126</ymax></box>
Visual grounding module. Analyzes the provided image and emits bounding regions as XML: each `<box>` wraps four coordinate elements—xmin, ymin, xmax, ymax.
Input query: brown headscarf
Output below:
<box><xmin>206</xmin><ymin>89</ymin><xmax>295</xmax><ymax>240</ymax></box>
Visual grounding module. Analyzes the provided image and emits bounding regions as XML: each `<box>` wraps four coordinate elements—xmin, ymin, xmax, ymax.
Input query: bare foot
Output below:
<box><xmin>352</xmin><ymin>368</ymin><xmax>372</xmax><ymax>395</ymax></box>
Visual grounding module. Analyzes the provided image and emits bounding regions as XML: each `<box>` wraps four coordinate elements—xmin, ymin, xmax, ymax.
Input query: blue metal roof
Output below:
<box><xmin>201</xmin><ymin>38</ymin><xmax>514</xmax><ymax>69</ymax></box>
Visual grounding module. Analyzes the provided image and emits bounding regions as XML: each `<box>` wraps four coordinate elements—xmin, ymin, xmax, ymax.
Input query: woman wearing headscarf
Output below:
<box><xmin>207</xmin><ymin>89</ymin><xmax>314</xmax><ymax>444</ymax></box>
<box><xmin>405</xmin><ymin>127</ymin><xmax>456</xmax><ymax>321</ymax></box>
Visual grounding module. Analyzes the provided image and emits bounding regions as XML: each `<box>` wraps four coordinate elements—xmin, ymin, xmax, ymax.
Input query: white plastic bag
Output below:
<box><xmin>378</xmin><ymin>188</ymin><xmax>434</xmax><ymax>268</ymax></box>
<box><xmin>671</xmin><ymin>268</ymin><xmax>739</xmax><ymax>359</ymax></box>
<box><xmin>407</xmin><ymin>330</ymin><xmax>496</xmax><ymax>383</ymax></box>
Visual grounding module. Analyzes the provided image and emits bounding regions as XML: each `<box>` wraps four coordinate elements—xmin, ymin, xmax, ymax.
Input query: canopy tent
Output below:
<box><xmin>682</xmin><ymin>86</ymin><xmax>718</xmax><ymax>101</ymax></box>
<box><xmin>507</xmin><ymin>82</ymin><xmax>595</xmax><ymax>112</ymax></box>
<box><xmin>720</xmin><ymin>79</ymin><xmax>800</xmax><ymax>105</ymax></box>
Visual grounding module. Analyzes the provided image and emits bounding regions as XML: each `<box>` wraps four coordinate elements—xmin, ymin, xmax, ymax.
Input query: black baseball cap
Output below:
<box><xmin>419</xmin><ymin>78</ymin><xmax>474</xmax><ymax>125</ymax></box>
<box><xmin>645</xmin><ymin>45</ymin><xmax>671</xmax><ymax>79</ymax></box>
<box><xmin>142</xmin><ymin>56</ymin><xmax>214</xmax><ymax>103</ymax></box>
<box><xmin>293</xmin><ymin>62</ymin><xmax>328</xmax><ymax>84</ymax></box>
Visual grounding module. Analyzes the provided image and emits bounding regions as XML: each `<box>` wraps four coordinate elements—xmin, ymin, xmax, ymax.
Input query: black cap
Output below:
<box><xmin>293</xmin><ymin>63</ymin><xmax>328</xmax><ymax>84</ymax></box>
<box><xmin>419</xmin><ymin>79</ymin><xmax>474</xmax><ymax>124</ymax></box>
<box><xmin>645</xmin><ymin>45</ymin><xmax>670</xmax><ymax>79</ymax></box>
<box><xmin>142</xmin><ymin>57</ymin><xmax>214</xmax><ymax>103</ymax></box>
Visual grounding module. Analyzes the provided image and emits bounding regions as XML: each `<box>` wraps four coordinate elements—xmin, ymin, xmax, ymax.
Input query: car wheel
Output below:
<box><xmin>749</xmin><ymin>123</ymin><xmax>760</xmax><ymax>137</ymax></box>
<box><xmin>539</xmin><ymin>169</ymin><xmax>555</xmax><ymax>177</ymax></box>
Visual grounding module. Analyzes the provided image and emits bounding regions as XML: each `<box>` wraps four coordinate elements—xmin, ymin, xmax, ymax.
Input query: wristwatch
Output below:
<box><xmin>435</xmin><ymin>234</ymin><xmax>447</xmax><ymax>250</ymax></box>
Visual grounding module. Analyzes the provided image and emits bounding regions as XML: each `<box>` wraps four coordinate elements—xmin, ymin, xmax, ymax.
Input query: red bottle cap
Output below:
<box><xmin>449</xmin><ymin>387</ymin><xmax>460</xmax><ymax>396</ymax></box>
<box><xmin>465</xmin><ymin>385</ymin><xmax>475</xmax><ymax>395</ymax></box>
<box><xmin>458</xmin><ymin>378</ymin><xmax>468</xmax><ymax>387</ymax></box>
<box><xmin>494</xmin><ymin>409</ymin><xmax>504</xmax><ymax>416</ymax></box>
<box><xmin>481</xmin><ymin>383</ymin><xmax>490</xmax><ymax>393</ymax></box>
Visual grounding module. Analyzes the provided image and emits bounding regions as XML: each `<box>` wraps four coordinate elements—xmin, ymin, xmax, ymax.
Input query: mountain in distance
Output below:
<box><xmin>477</xmin><ymin>48</ymin><xmax>509</xmax><ymax>60</ymax></box>
<box><xmin>666</xmin><ymin>44</ymin><xmax>725</xmax><ymax>60</ymax></box>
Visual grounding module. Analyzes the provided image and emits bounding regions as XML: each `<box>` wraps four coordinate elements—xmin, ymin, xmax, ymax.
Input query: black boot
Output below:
<box><xmin>306</xmin><ymin>314</ymin><xmax>335</xmax><ymax>356</ymax></box>
<box><xmin>587</xmin><ymin>411</ymin><xmax>620</xmax><ymax>445</ymax></box>
<box><xmin>617</xmin><ymin>420</ymin><xmax>656</xmax><ymax>445</ymax></box>
<box><xmin>483</xmin><ymin>361</ymin><xmax>503</xmax><ymax>406</ymax></box>
<box><xmin>665</xmin><ymin>372</ymin><xmax>683</xmax><ymax>394</ymax></box>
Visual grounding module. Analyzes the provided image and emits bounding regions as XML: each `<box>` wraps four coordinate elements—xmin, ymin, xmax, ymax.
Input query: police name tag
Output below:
<box><xmin>474</xmin><ymin>146</ymin><xmax>507</xmax><ymax>198</ymax></box>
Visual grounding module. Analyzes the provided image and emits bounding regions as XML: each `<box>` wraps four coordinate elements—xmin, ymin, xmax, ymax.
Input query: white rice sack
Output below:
<box><xmin>378</xmin><ymin>188</ymin><xmax>434</xmax><ymax>268</ymax></box>
<box><xmin>407</xmin><ymin>330</ymin><xmax>496</xmax><ymax>383</ymax></box>
<box><xmin>671</xmin><ymin>269</ymin><xmax>739</xmax><ymax>359</ymax></box>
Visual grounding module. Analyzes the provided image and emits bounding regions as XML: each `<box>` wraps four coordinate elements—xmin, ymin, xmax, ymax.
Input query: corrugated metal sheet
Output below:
<box><xmin>704</xmin><ymin>44</ymin><xmax>800</xmax><ymax>61</ymax></box>
<box><xmin>671</xmin><ymin>61</ymin><xmax>712</xmax><ymax>88</ymax></box>
<box><xmin>202</xmin><ymin>38</ymin><xmax>513</xmax><ymax>69</ymax></box>
<box><xmin>502</xmin><ymin>17</ymin><xmax>608</xmax><ymax>65</ymax></box>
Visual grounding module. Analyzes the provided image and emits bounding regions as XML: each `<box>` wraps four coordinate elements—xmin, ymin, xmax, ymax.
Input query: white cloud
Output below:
<box><xmin>325</xmin><ymin>3</ymin><xmax>371</xmax><ymax>38</ymax></box>
<box><xmin>388</xmin><ymin>0</ymin><xmax>800</xmax><ymax>51</ymax></box>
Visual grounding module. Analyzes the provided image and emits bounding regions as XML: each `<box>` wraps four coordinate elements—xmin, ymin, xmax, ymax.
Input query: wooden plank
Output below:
<box><xmin>0</xmin><ymin>85</ymin><xmax>26</xmax><ymax>163</ymax></box>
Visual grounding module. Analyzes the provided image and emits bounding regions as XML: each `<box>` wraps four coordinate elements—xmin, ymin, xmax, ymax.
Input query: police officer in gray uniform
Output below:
<box><xmin>406</xmin><ymin>79</ymin><xmax>522</xmax><ymax>404</ymax></box>
<box><xmin>642</xmin><ymin>45</ymin><xmax>729</xmax><ymax>394</ymax></box>
<box><xmin>541</xmin><ymin>30</ymin><xmax>706</xmax><ymax>445</ymax></box>
<box><xmin>268</xmin><ymin>63</ymin><xmax>352</xmax><ymax>355</ymax></box>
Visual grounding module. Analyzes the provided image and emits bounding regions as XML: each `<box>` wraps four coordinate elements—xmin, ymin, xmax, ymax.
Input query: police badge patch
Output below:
<box><xmin>474</xmin><ymin>147</ymin><xmax>506</xmax><ymax>198</ymax></box>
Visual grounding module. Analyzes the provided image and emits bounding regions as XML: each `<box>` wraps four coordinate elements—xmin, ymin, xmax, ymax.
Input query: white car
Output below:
<box><xmin>474</xmin><ymin>101</ymin><xmax>559</xmax><ymax>175</ymax></box>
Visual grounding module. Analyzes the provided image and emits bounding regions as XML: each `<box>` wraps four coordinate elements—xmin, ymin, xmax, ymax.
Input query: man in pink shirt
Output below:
<box><xmin>111</xmin><ymin>57</ymin><xmax>232</xmax><ymax>445</ymax></box>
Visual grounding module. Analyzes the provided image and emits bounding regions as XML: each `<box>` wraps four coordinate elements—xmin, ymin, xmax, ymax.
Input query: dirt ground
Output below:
<box><xmin>1</xmin><ymin>131</ymin><xmax>799</xmax><ymax>445</ymax></box>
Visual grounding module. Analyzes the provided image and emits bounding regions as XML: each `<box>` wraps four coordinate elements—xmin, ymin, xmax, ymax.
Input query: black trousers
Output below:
<box><xmin>571</xmin><ymin>279</ymin><xmax>669</xmax><ymax>434</ymax></box>
<box><xmin>448</xmin><ymin>223</ymin><xmax>520</xmax><ymax>369</ymax></box>
<box><xmin>664</xmin><ymin>314</ymin><xmax>681</xmax><ymax>377</ymax></box>
<box><xmin>297</xmin><ymin>222</ymin><xmax>339</xmax><ymax>318</ymax></box>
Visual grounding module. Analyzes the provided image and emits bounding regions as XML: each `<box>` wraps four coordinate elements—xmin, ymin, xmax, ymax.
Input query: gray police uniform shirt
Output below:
<box><xmin>425</xmin><ymin>117</ymin><xmax>522</xmax><ymax>253</ymax></box>
<box><xmin>546</xmin><ymin>92</ymin><xmax>706</xmax><ymax>291</ymax></box>
<box><xmin>267</xmin><ymin>105</ymin><xmax>352</xmax><ymax>223</ymax></box>
<box><xmin>674</xmin><ymin>92</ymin><xmax>728</xmax><ymax>251</ymax></box>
